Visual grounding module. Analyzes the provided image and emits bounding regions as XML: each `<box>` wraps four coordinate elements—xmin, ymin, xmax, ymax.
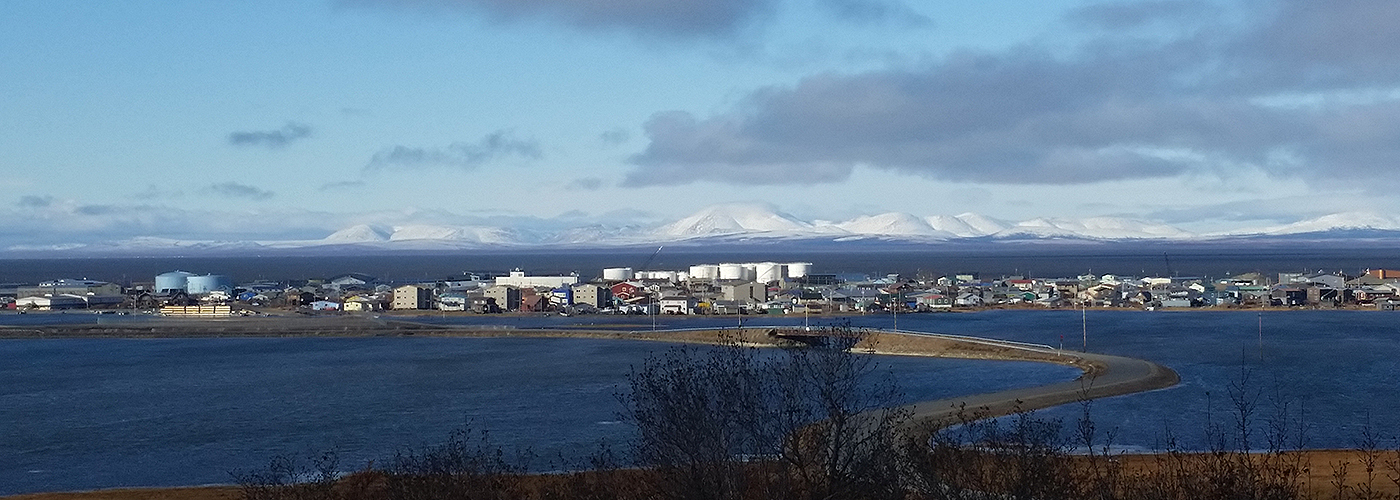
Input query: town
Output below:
<box><xmin>6</xmin><ymin>261</ymin><xmax>1400</xmax><ymax>317</ymax></box>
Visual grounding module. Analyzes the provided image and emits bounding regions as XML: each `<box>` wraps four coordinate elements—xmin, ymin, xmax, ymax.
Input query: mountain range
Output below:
<box><xmin>10</xmin><ymin>203</ymin><xmax>1400</xmax><ymax>255</ymax></box>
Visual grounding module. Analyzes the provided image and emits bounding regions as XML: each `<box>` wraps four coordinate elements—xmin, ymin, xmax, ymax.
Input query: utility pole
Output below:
<box><xmin>1082</xmin><ymin>300</ymin><xmax>1088</xmax><ymax>352</ymax></box>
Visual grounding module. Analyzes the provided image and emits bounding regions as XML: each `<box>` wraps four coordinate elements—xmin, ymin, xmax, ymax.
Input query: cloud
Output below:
<box><xmin>204</xmin><ymin>182</ymin><xmax>275</xmax><ymax>200</ymax></box>
<box><xmin>133</xmin><ymin>184</ymin><xmax>183</xmax><ymax>200</ymax></box>
<box><xmin>320</xmin><ymin>180</ymin><xmax>366</xmax><ymax>191</ymax></box>
<box><xmin>817</xmin><ymin>0</ymin><xmax>931</xmax><ymax>27</ymax></box>
<box><xmin>1066</xmin><ymin>1</ymin><xmax>1212</xmax><ymax>30</ymax></box>
<box><xmin>599</xmin><ymin>128</ymin><xmax>631</xmax><ymax>145</ymax></box>
<box><xmin>365</xmin><ymin>130</ymin><xmax>541</xmax><ymax>171</ymax></box>
<box><xmin>567</xmin><ymin>177</ymin><xmax>605</xmax><ymax>191</ymax></box>
<box><xmin>341</xmin><ymin>0</ymin><xmax>775</xmax><ymax>39</ymax></box>
<box><xmin>228</xmin><ymin>122</ymin><xmax>312</xmax><ymax>149</ymax></box>
<box><xmin>18</xmin><ymin>195</ymin><xmax>53</xmax><ymax>208</ymax></box>
<box><xmin>626</xmin><ymin>0</ymin><xmax>1400</xmax><ymax>188</ymax></box>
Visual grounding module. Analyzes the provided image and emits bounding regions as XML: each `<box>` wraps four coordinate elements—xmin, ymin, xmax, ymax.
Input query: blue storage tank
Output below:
<box><xmin>155</xmin><ymin>271</ymin><xmax>196</xmax><ymax>293</ymax></box>
<box><xmin>186</xmin><ymin>274</ymin><xmax>233</xmax><ymax>295</ymax></box>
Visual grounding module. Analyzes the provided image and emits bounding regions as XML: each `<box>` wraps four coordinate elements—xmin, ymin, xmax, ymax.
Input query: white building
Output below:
<box><xmin>494</xmin><ymin>269</ymin><xmax>579</xmax><ymax>289</ymax></box>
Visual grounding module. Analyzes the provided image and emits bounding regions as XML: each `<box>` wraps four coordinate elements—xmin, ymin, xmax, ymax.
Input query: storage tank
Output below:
<box><xmin>718</xmin><ymin>263</ymin><xmax>745</xmax><ymax>280</ymax></box>
<box><xmin>155</xmin><ymin>271</ymin><xmax>195</xmax><ymax>293</ymax></box>
<box><xmin>649</xmin><ymin>270</ymin><xmax>678</xmax><ymax>282</ymax></box>
<box><xmin>186</xmin><ymin>274</ymin><xmax>233</xmax><ymax>295</ymax></box>
<box><xmin>786</xmin><ymin>262</ymin><xmax>813</xmax><ymax>278</ymax></box>
<box><xmin>602</xmin><ymin>267</ymin><xmax>633</xmax><ymax>281</ymax></box>
<box><xmin>689</xmin><ymin>264</ymin><xmax>719</xmax><ymax>280</ymax></box>
<box><xmin>755</xmin><ymin>262</ymin><xmax>785</xmax><ymax>283</ymax></box>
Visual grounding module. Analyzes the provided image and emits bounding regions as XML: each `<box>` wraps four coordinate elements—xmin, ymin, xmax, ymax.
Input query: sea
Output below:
<box><xmin>4</xmin><ymin>250</ymin><xmax>1400</xmax><ymax>494</ymax></box>
<box><xmin>3</xmin><ymin>244</ymin><xmax>1400</xmax><ymax>284</ymax></box>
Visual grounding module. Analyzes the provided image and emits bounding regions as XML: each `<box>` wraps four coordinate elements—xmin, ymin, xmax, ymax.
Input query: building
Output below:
<box><xmin>571</xmin><ymin>284</ymin><xmax>613</xmax><ymax>309</ymax></box>
<box><xmin>392</xmin><ymin>285</ymin><xmax>433</xmax><ymax>310</ymax></box>
<box><xmin>343</xmin><ymin>296</ymin><xmax>385</xmax><ymax>312</ymax></box>
<box><xmin>721</xmin><ymin>281</ymin><xmax>768</xmax><ymax>303</ymax></box>
<box><xmin>494</xmin><ymin>269</ymin><xmax>579</xmax><ymax>289</ymax></box>
<box><xmin>16</xmin><ymin>295</ymin><xmax>87</xmax><ymax>310</ymax></box>
<box><xmin>437</xmin><ymin>292</ymin><xmax>470</xmax><ymax>311</ymax></box>
<box><xmin>610</xmin><ymin>282</ymin><xmax>645</xmax><ymax>301</ymax></box>
<box><xmin>484</xmin><ymin>285</ymin><xmax>522</xmax><ymax>311</ymax></box>
<box><xmin>19</xmin><ymin>279</ymin><xmax>122</xmax><ymax>298</ymax></box>
<box><xmin>659</xmin><ymin>296</ymin><xmax>697</xmax><ymax>314</ymax></box>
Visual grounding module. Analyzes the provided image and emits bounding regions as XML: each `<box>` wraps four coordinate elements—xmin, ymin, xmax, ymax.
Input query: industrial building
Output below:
<box><xmin>494</xmin><ymin>269</ymin><xmax>579</xmax><ymax>289</ymax></box>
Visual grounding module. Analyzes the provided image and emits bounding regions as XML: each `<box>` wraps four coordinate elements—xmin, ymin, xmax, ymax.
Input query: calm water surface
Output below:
<box><xmin>3</xmin><ymin>309</ymin><xmax>1399</xmax><ymax>494</ymax></box>
<box><xmin>0</xmin><ymin>333</ymin><xmax>1077</xmax><ymax>495</ymax></box>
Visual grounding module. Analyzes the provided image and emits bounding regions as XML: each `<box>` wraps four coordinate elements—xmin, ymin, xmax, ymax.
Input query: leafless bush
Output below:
<box><xmin>621</xmin><ymin>323</ymin><xmax>909</xmax><ymax>500</ymax></box>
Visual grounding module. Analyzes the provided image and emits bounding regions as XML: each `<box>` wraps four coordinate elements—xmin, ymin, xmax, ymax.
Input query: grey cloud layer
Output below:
<box><xmin>227</xmin><ymin>122</ymin><xmax>312</xmax><ymax>149</ymax></box>
<box><xmin>627</xmin><ymin>0</ymin><xmax>1400</xmax><ymax>187</ymax></box>
<box><xmin>366</xmin><ymin>131</ymin><xmax>541</xmax><ymax>171</ymax></box>
<box><xmin>343</xmin><ymin>0</ymin><xmax>774</xmax><ymax>38</ymax></box>
<box><xmin>204</xmin><ymin>182</ymin><xmax>275</xmax><ymax>200</ymax></box>
<box><xmin>818</xmin><ymin>0</ymin><xmax>931</xmax><ymax>27</ymax></box>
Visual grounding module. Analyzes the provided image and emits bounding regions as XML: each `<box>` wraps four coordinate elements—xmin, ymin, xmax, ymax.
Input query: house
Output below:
<box><xmin>912</xmin><ymin>292</ymin><xmax>953</xmax><ymax>309</ymax></box>
<box><xmin>520</xmin><ymin>292</ymin><xmax>549</xmax><ymax>312</ymax></box>
<box><xmin>392</xmin><ymin>285</ymin><xmax>433</xmax><ymax>310</ymax></box>
<box><xmin>343</xmin><ymin>296</ymin><xmax>385</xmax><ymax>312</ymax></box>
<box><xmin>471</xmin><ymin>296</ymin><xmax>500</xmax><ymax>314</ymax></box>
<box><xmin>610</xmin><ymin>281</ymin><xmax>645</xmax><ymax>301</ymax></box>
<box><xmin>659</xmin><ymin>296</ymin><xmax>698</xmax><ymax>315</ymax></box>
<box><xmin>437</xmin><ymin>292</ymin><xmax>469</xmax><ymax>311</ymax></box>
<box><xmin>954</xmin><ymin>293</ymin><xmax>984</xmax><ymax>307</ymax></box>
<box><xmin>328</xmin><ymin>273</ymin><xmax>376</xmax><ymax>289</ymax></box>
<box><xmin>310</xmin><ymin>300</ymin><xmax>342</xmax><ymax>311</ymax></box>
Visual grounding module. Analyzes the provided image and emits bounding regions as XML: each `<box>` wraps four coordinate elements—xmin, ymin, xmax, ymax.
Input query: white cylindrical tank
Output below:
<box><xmin>602</xmin><ymin>267</ymin><xmax>633</xmax><ymax>281</ymax></box>
<box><xmin>689</xmin><ymin>264</ymin><xmax>719</xmax><ymax>280</ymax></box>
<box><xmin>755</xmin><ymin>262</ymin><xmax>785</xmax><ymax>283</ymax></box>
<box><xmin>186</xmin><ymin>274</ymin><xmax>233</xmax><ymax>295</ymax></box>
<box><xmin>718</xmin><ymin>263</ymin><xmax>744</xmax><ymax>280</ymax></box>
<box><xmin>786</xmin><ymin>262</ymin><xmax>813</xmax><ymax>278</ymax></box>
<box><xmin>155</xmin><ymin>271</ymin><xmax>195</xmax><ymax>293</ymax></box>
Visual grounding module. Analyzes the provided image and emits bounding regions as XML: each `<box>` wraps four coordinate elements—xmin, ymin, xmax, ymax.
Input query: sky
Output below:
<box><xmin>4</xmin><ymin>0</ymin><xmax>1400</xmax><ymax>246</ymax></box>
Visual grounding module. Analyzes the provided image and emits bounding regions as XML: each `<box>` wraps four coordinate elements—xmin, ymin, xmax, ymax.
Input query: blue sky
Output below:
<box><xmin>4</xmin><ymin>0</ymin><xmax>1400</xmax><ymax>245</ymax></box>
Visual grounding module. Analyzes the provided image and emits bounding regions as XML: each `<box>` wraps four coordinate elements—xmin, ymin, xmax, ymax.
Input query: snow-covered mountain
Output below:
<box><xmin>323</xmin><ymin>224</ymin><xmax>393</xmax><ymax>243</ymax></box>
<box><xmin>1248</xmin><ymin>212</ymin><xmax>1400</xmax><ymax>236</ymax></box>
<box><xmin>14</xmin><ymin>205</ymin><xmax>1400</xmax><ymax>255</ymax></box>
<box><xmin>654</xmin><ymin>203</ymin><xmax>815</xmax><ymax>238</ymax></box>
<box><xmin>924</xmin><ymin>213</ymin><xmax>1008</xmax><ymax>237</ymax></box>
<box><xmin>997</xmin><ymin>217</ymin><xmax>1195</xmax><ymax>240</ymax></box>
<box><xmin>835</xmin><ymin>212</ymin><xmax>956</xmax><ymax>238</ymax></box>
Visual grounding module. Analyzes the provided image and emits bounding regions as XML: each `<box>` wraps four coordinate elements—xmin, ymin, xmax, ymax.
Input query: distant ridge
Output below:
<box><xmin>10</xmin><ymin>204</ymin><xmax>1400</xmax><ymax>255</ymax></box>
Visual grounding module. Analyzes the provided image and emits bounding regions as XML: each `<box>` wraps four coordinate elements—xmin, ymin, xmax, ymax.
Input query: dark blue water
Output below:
<box><xmin>396</xmin><ymin>310</ymin><xmax>1400</xmax><ymax>450</ymax></box>
<box><xmin>5</xmin><ymin>245</ymin><xmax>1399</xmax><ymax>284</ymax></box>
<box><xmin>4</xmin><ymin>310</ymin><xmax>1399</xmax><ymax>494</ymax></box>
<box><xmin>0</xmin><ymin>334</ymin><xmax>1079</xmax><ymax>495</ymax></box>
